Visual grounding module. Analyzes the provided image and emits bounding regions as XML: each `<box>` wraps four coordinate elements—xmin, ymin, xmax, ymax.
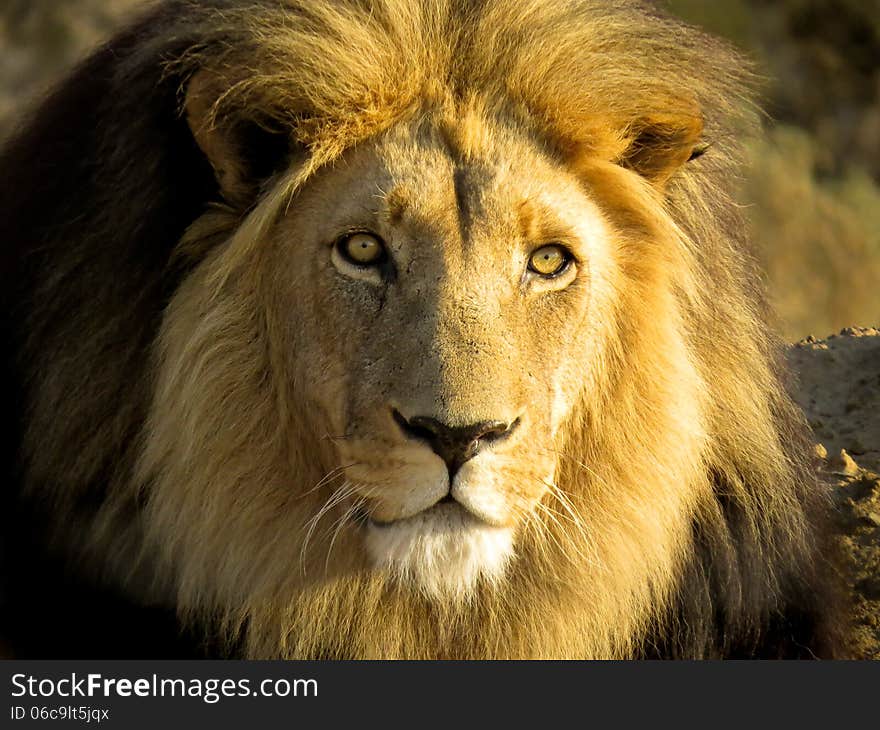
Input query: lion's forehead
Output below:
<box><xmin>296</xmin><ymin>119</ymin><xmax>609</xmax><ymax>279</ymax></box>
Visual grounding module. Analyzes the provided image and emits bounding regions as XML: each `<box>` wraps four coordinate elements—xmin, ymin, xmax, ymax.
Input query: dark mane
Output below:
<box><xmin>0</xmin><ymin>4</ymin><xmax>219</xmax><ymax>657</ymax></box>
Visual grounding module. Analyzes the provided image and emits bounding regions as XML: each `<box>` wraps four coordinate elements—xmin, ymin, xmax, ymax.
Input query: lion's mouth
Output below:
<box><xmin>365</xmin><ymin>493</ymin><xmax>471</xmax><ymax>529</ymax></box>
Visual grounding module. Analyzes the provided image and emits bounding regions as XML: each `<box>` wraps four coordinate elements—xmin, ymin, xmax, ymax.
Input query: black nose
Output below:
<box><xmin>392</xmin><ymin>410</ymin><xmax>518</xmax><ymax>478</ymax></box>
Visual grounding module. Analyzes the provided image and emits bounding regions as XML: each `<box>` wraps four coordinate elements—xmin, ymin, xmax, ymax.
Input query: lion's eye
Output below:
<box><xmin>338</xmin><ymin>232</ymin><xmax>386</xmax><ymax>266</ymax></box>
<box><xmin>528</xmin><ymin>244</ymin><xmax>571</xmax><ymax>277</ymax></box>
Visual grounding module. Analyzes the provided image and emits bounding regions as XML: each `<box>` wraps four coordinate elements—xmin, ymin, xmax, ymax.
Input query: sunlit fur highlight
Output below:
<box><xmin>5</xmin><ymin>0</ymin><xmax>839</xmax><ymax>658</ymax></box>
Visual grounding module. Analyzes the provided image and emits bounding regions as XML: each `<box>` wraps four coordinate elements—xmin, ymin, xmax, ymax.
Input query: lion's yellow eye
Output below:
<box><xmin>528</xmin><ymin>245</ymin><xmax>570</xmax><ymax>277</ymax></box>
<box><xmin>340</xmin><ymin>232</ymin><xmax>386</xmax><ymax>266</ymax></box>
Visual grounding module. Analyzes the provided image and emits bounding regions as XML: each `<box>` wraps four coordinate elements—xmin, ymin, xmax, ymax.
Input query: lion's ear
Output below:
<box><xmin>618</xmin><ymin>111</ymin><xmax>704</xmax><ymax>187</ymax></box>
<box><xmin>184</xmin><ymin>70</ymin><xmax>292</xmax><ymax>206</ymax></box>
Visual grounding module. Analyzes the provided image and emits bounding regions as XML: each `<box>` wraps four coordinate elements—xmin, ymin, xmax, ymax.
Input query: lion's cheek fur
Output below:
<box><xmin>136</xmin><ymin>231</ymin><xmax>344</xmax><ymax>612</ymax></box>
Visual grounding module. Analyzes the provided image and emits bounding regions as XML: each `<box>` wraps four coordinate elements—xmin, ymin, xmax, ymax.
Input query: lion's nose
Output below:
<box><xmin>392</xmin><ymin>410</ymin><xmax>519</xmax><ymax>479</ymax></box>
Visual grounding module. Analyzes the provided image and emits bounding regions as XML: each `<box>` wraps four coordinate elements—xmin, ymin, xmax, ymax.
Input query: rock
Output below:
<box><xmin>788</xmin><ymin>327</ymin><xmax>880</xmax><ymax>474</ymax></box>
<box><xmin>830</xmin><ymin>449</ymin><xmax>861</xmax><ymax>477</ymax></box>
<box><xmin>787</xmin><ymin>328</ymin><xmax>880</xmax><ymax>659</ymax></box>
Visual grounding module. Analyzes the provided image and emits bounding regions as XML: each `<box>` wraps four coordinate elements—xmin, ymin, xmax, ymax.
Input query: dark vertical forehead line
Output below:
<box><xmin>435</xmin><ymin>110</ymin><xmax>499</xmax><ymax>250</ymax></box>
<box><xmin>451</xmin><ymin>165</ymin><xmax>474</xmax><ymax>246</ymax></box>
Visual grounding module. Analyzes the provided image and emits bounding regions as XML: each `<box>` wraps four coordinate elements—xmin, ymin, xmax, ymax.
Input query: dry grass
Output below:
<box><xmin>746</xmin><ymin>125</ymin><xmax>880</xmax><ymax>340</ymax></box>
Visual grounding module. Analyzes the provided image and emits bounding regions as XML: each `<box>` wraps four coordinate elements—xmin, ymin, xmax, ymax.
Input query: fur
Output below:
<box><xmin>0</xmin><ymin>0</ymin><xmax>843</xmax><ymax>658</ymax></box>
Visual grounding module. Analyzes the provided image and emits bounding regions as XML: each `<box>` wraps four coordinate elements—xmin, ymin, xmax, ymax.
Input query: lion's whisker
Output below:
<box><xmin>322</xmin><ymin>485</ymin><xmax>377</xmax><ymax>574</ymax></box>
<box><xmin>297</xmin><ymin>462</ymin><xmax>358</xmax><ymax>499</ymax></box>
<box><xmin>538</xmin><ymin>446</ymin><xmax>620</xmax><ymax>496</ymax></box>
<box><xmin>531</xmin><ymin>497</ymin><xmax>600</xmax><ymax>569</ymax></box>
<box><xmin>504</xmin><ymin>469</ymin><xmax>601</xmax><ymax>569</ymax></box>
<box><xmin>321</xmin><ymin>433</ymin><xmax>353</xmax><ymax>443</ymax></box>
<box><xmin>299</xmin><ymin>481</ymin><xmax>360</xmax><ymax>572</ymax></box>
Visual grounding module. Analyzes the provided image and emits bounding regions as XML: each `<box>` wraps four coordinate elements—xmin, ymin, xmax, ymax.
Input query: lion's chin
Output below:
<box><xmin>364</xmin><ymin>502</ymin><xmax>515</xmax><ymax>602</ymax></box>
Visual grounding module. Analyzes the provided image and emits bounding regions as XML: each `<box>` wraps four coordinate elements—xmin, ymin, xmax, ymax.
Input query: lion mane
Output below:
<box><xmin>0</xmin><ymin>0</ymin><xmax>842</xmax><ymax>659</ymax></box>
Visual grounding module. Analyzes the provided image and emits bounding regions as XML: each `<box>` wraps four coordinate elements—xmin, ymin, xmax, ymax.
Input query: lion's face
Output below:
<box><xmin>269</xmin><ymin>119</ymin><xmax>617</xmax><ymax>598</ymax></box>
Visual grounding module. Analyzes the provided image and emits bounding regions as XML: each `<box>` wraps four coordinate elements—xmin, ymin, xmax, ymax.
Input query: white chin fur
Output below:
<box><xmin>365</xmin><ymin>503</ymin><xmax>514</xmax><ymax>602</ymax></box>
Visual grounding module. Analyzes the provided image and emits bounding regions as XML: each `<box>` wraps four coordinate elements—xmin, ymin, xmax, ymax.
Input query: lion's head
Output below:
<box><xmin>158</xmin><ymin>106</ymin><xmax>635</xmax><ymax>601</ymax></box>
<box><xmin>3</xmin><ymin>0</ymin><xmax>840</xmax><ymax>659</ymax></box>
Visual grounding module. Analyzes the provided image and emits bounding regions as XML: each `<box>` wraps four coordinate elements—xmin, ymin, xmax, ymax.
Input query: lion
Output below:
<box><xmin>0</xmin><ymin>0</ymin><xmax>843</xmax><ymax>659</ymax></box>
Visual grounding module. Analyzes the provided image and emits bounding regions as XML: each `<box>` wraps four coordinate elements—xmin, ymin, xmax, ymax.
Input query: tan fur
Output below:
<box><xmin>19</xmin><ymin>0</ymin><xmax>825</xmax><ymax>658</ymax></box>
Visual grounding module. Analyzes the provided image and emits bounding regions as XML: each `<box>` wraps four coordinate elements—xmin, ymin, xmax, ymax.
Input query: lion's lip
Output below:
<box><xmin>366</xmin><ymin>497</ymin><xmax>477</xmax><ymax>529</ymax></box>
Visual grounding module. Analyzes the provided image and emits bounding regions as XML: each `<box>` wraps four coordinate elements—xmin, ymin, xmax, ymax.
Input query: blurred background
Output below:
<box><xmin>1</xmin><ymin>0</ymin><xmax>878</xmax><ymax>341</ymax></box>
